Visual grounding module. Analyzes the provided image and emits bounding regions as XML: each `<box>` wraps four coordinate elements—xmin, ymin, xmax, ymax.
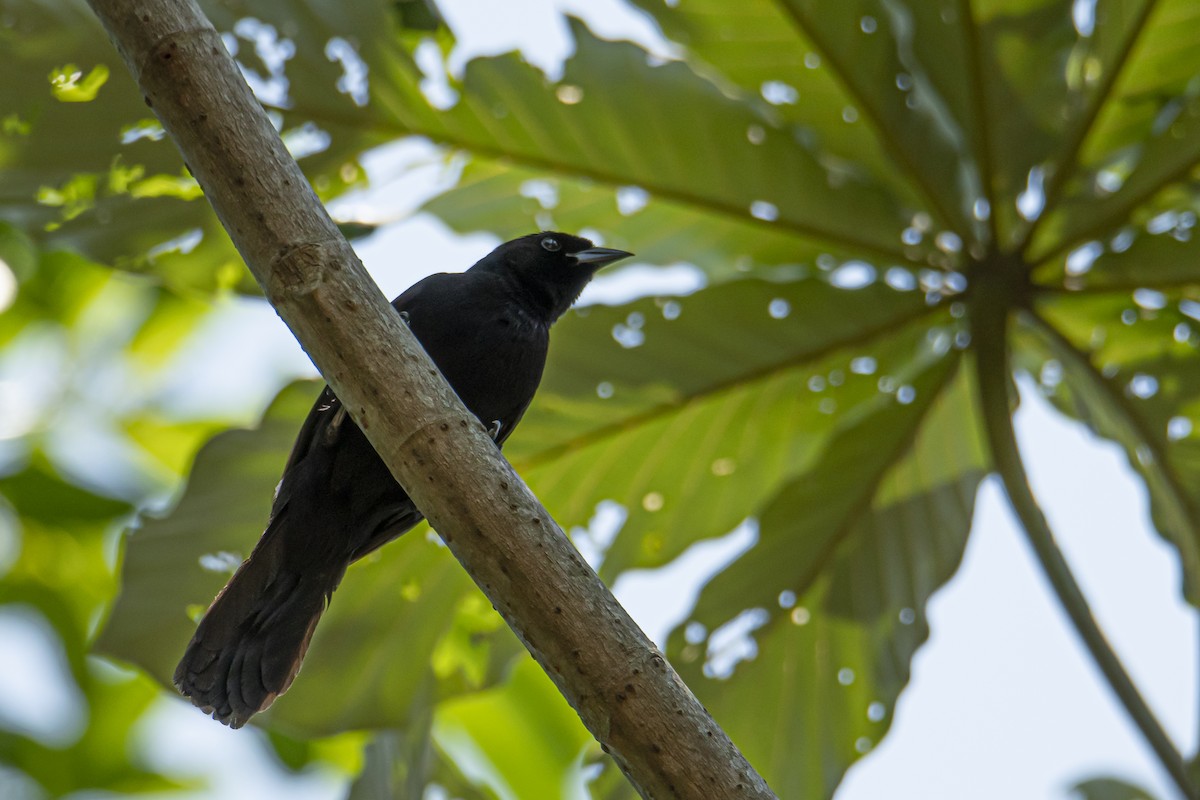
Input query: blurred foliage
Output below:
<box><xmin>1072</xmin><ymin>775</ymin><xmax>1159</xmax><ymax>800</ymax></box>
<box><xmin>2</xmin><ymin>0</ymin><xmax>1200</xmax><ymax>798</ymax></box>
<box><xmin>0</xmin><ymin>224</ymin><xmax>240</xmax><ymax>796</ymax></box>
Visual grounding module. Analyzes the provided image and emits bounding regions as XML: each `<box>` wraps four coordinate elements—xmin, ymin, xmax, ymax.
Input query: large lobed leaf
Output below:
<box><xmin>515</xmin><ymin>277</ymin><xmax>936</xmax><ymax>579</ymax></box>
<box><xmin>1029</xmin><ymin>0</ymin><xmax>1200</xmax><ymax>263</ymax></box>
<box><xmin>97</xmin><ymin>382</ymin><xmax>509</xmax><ymax>737</ymax></box>
<box><xmin>629</xmin><ymin>0</ymin><xmax>983</xmax><ymax>236</ymax></box>
<box><xmin>1020</xmin><ymin>291</ymin><xmax>1200</xmax><ymax>604</ymax></box>
<box><xmin>409</xmin><ymin>17</ymin><xmax>925</xmax><ymax>271</ymax></box>
<box><xmin>669</xmin><ymin>350</ymin><xmax>985</xmax><ymax>796</ymax></box>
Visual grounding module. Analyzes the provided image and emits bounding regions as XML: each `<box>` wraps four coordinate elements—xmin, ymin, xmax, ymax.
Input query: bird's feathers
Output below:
<box><xmin>173</xmin><ymin>232</ymin><xmax>631</xmax><ymax>726</ymax></box>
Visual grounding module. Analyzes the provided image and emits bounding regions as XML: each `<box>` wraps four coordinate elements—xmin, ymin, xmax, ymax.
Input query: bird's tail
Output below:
<box><xmin>173</xmin><ymin>527</ymin><xmax>342</xmax><ymax>728</ymax></box>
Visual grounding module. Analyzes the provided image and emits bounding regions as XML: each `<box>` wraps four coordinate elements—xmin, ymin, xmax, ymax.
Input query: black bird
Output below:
<box><xmin>174</xmin><ymin>232</ymin><xmax>631</xmax><ymax>727</ymax></box>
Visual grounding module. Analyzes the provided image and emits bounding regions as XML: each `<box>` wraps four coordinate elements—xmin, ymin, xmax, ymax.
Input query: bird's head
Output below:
<box><xmin>474</xmin><ymin>231</ymin><xmax>633</xmax><ymax>322</ymax></box>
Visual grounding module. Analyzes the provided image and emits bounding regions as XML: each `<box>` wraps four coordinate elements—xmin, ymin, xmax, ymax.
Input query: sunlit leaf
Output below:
<box><xmin>0</xmin><ymin>0</ymin><xmax>382</xmax><ymax>292</ymax></box>
<box><xmin>629</xmin><ymin>0</ymin><xmax>982</xmax><ymax>237</ymax></box>
<box><xmin>1021</xmin><ymin>292</ymin><xmax>1200</xmax><ymax>603</ymax></box>
<box><xmin>413</xmin><ymin>19</ymin><xmax>926</xmax><ymax>274</ymax></box>
<box><xmin>1029</xmin><ymin>0</ymin><xmax>1200</xmax><ymax>262</ymax></box>
<box><xmin>668</xmin><ymin>356</ymin><xmax>985</xmax><ymax>794</ymax></box>
<box><xmin>49</xmin><ymin>63</ymin><xmax>110</xmax><ymax>103</ymax></box>
<box><xmin>518</xmin><ymin>280</ymin><xmax>943</xmax><ymax>579</ymax></box>
<box><xmin>434</xmin><ymin>659</ymin><xmax>593</xmax><ymax>800</ymax></box>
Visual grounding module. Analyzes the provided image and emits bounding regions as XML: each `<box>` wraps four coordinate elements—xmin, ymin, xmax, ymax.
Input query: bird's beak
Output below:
<box><xmin>568</xmin><ymin>247</ymin><xmax>634</xmax><ymax>269</ymax></box>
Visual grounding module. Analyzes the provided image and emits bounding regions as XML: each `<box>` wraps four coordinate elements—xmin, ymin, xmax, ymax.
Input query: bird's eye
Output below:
<box><xmin>540</xmin><ymin>237</ymin><xmax>561</xmax><ymax>252</ymax></box>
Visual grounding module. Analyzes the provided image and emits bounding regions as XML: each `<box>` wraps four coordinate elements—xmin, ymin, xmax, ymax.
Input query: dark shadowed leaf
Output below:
<box><xmin>0</xmin><ymin>461</ymin><xmax>131</xmax><ymax>525</ymax></box>
<box><xmin>96</xmin><ymin>382</ymin><xmax>498</xmax><ymax>736</ymax></box>
<box><xmin>1072</xmin><ymin>775</ymin><xmax>1158</xmax><ymax>800</ymax></box>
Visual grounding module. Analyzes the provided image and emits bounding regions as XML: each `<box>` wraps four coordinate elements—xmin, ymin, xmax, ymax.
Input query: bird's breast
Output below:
<box><xmin>414</xmin><ymin>308</ymin><xmax>549</xmax><ymax>429</ymax></box>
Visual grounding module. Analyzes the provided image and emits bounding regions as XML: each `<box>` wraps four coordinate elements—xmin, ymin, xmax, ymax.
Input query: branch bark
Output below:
<box><xmin>85</xmin><ymin>2</ymin><xmax>776</xmax><ymax>798</ymax></box>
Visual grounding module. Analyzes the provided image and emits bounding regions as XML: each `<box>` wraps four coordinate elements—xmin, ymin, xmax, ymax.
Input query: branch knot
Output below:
<box><xmin>267</xmin><ymin>238</ymin><xmax>352</xmax><ymax>304</ymax></box>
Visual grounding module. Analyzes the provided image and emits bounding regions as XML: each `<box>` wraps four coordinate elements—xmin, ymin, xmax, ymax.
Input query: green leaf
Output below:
<box><xmin>629</xmin><ymin>0</ymin><xmax>982</xmax><ymax>236</ymax></box>
<box><xmin>669</xmin><ymin>359</ymin><xmax>985</xmax><ymax>795</ymax></box>
<box><xmin>423</xmin><ymin>159</ymin><xmax>874</xmax><ymax>282</ymax></box>
<box><xmin>96</xmin><ymin>382</ymin><xmax>494</xmax><ymax>736</ymax></box>
<box><xmin>349</xmin><ymin>723</ymin><xmax>495</xmax><ymax>800</ymax></box>
<box><xmin>49</xmin><ymin>63</ymin><xmax>109</xmax><ymax>102</ymax></box>
<box><xmin>1030</xmin><ymin>0</ymin><xmax>1200</xmax><ymax>261</ymax></box>
<box><xmin>407</xmin><ymin>19</ymin><xmax>926</xmax><ymax>272</ymax></box>
<box><xmin>19</xmin><ymin>0</ymin><xmax>1200</xmax><ymax>793</ymax></box>
<box><xmin>0</xmin><ymin>462</ymin><xmax>184</xmax><ymax>798</ymax></box>
<box><xmin>0</xmin><ymin>661</ymin><xmax>188</xmax><ymax>797</ymax></box>
<box><xmin>393</xmin><ymin>0</ymin><xmax>443</xmax><ymax>32</ymax></box>
<box><xmin>584</xmin><ymin>760</ymin><xmax>641</xmax><ymax>800</ymax></box>
<box><xmin>1019</xmin><ymin>293</ymin><xmax>1200</xmax><ymax>603</ymax></box>
<box><xmin>0</xmin><ymin>249</ymin><xmax>112</xmax><ymax>347</ymax></box>
<box><xmin>1036</xmin><ymin>218</ymin><xmax>1200</xmax><ymax>291</ymax></box>
<box><xmin>0</xmin><ymin>461</ymin><xmax>131</xmax><ymax>525</ymax></box>
<box><xmin>515</xmin><ymin>277</ymin><xmax>936</xmax><ymax>579</ymax></box>
<box><xmin>0</xmin><ymin>222</ymin><xmax>38</xmax><ymax>282</ymax></box>
<box><xmin>1071</xmin><ymin>775</ymin><xmax>1159</xmax><ymax>800</ymax></box>
<box><xmin>99</xmin><ymin>276</ymin><xmax>939</xmax><ymax>733</ymax></box>
<box><xmin>265</xmin><ymin>728</ymin><xmax>367</xmax><ymax>777</ymax></box>
<box><xmin>434</xmin><ymin>659</ymin><xmax>592</xmax><ymax>800</ymax></box>
<box><xmin>0</xmin><ymin>0</ymin><xmax>383</xmax><ymax>292</ymax></box>
<box><xmin>124</xmin><ymin>288</ymin><xmax>212</xmax><ymax>368</ymax></box>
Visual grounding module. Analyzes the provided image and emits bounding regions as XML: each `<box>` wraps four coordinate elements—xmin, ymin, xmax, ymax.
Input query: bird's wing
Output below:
<box><xmin>269</xmin><ymin>385</ymin><xmax>340</xmax><ymax>515</ymax></box>
<box><xmin>391</xmin><ymin>272</ymin><xmax>451</xmax><ymax>315</ymax></box>
<box><xmin>270</xmin><ymin>272</ymin><xmax>454</xmax><ymax>514</ymax></box>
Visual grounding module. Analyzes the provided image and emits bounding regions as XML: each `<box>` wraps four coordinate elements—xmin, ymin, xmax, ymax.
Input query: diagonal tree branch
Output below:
<box><xmin>85</xmin><ymin>1</ymin><xmax>776</xmax><ymax>797</ymax></box>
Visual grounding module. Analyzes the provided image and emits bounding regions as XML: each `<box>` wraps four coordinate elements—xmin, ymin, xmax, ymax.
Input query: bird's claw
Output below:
<box><xmin>487</xmin><ymin>420</ymin><xmax>503</xmax><ymax>441</ymax></box>
<box><xmin>398</xmin><ymin>310</ymin><xmax>411</xmax><ymax>325</ymax></box>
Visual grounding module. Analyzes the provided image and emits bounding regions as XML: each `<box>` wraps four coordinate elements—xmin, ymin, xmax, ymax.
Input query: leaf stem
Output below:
<box><xmin>773</xmin><ymin>2</ymin><xmax>967</xmax><ymax>238</ymax></box>
<box><xmin>956</xmin><ymin>0</ymin><xmax>1000</xmax><ymax>248</ymax></box>
<box><xmin>969</xmin><ymin>267</ymin><xmax>1197</xmax><ymax>799</ymax></box>
<box><xmin>1015</xmin><ymin>0</ymin><xmax>1161</xmax><ymax>261</ymax></box>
